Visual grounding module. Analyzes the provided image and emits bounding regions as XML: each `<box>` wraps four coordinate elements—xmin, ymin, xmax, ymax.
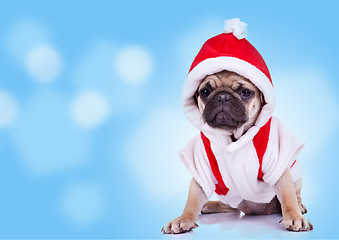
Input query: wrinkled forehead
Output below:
<box><xmin>198</xmin><ymin>70</ymin><xmax>259</xmax><ymax>92</ymax></box>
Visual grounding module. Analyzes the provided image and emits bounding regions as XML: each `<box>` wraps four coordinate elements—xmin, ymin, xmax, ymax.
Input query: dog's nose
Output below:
<box><xmin>216</xmin><ymin>92</ymin><xmax>231</xmax><ymax>102</ymax></box>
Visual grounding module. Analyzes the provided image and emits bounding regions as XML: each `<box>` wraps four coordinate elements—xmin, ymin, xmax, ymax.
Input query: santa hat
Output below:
<box><xmin>182</xmin><ymin>18</ymin><xmax>276</xmax><ymax>151</ymax></box>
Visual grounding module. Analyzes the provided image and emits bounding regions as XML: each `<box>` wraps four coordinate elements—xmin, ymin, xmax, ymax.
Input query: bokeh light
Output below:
<box><xmin>25</xmin><ymin>45</ymin><xmax>63</xmax><ymax>83</ymax></box>
<box><xmin>70</xmin><ymin>90</ymin><xmax>110</xmax><ymax>129</ymax></box>
<box><xmin>115</xmin><ymin>46</ymin><xmax>153</xmax><ymax>84</ymax></box>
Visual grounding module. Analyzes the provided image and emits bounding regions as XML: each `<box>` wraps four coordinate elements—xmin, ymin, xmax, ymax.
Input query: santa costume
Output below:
<box><xmin>180</xmin><ymin>18</ymin><xmax>304</xmax><ymax>208</ymax></box>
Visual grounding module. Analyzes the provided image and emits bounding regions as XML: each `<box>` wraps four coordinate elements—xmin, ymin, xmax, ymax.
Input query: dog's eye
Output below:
<box><xmin>199</xmin><ymin>89</ymin><xmax>210</xmax><ymax>98</ymax></box>
<box><xmin>241</xmin><ymin>89</ymin><xmax>253</xmax><ymax>99</ymax></box>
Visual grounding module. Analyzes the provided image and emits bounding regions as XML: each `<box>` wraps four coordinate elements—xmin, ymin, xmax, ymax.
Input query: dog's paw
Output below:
<box><xmin>280</xmin><ymin>214</ymin><xmax>313</xmax><ymax>231</ymax></box>
<box><xmin>201</xmin><ymin>201</ymin><xmax>221</xmax><ymax>214</ymax></box>
<box><xmin>161</xmin><ymin>214</ymin><xmax>198</xmax><ymax>234</ymax></box>
<box><xmin>201</xmin><ymin>201</ymin><xmax>238</xmax><ymax>214</ymax></box>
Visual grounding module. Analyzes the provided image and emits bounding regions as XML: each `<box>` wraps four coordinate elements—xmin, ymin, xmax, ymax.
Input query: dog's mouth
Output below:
<box><xmin>210</xmin><ymin>111</ymin><xmax>248</xmax><ymax>129</ymax></box>
<box><xmin>203</xmin><ymin>102</ymin><xmax>248</xmax><ymax>130</ymax></box>
<box><xmin>215</xmin><ymin>111</ymin><xmax>239</xmax><ymax>126</ymax></box>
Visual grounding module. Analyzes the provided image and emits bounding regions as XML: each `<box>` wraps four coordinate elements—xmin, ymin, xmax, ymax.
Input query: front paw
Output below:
<box><xmin>161</xmin><ymin>214</ymin><xmax>198</xmax><ymax>234</ymax></box>
<box><xmin>280</xmin><ymin>213</ymin><xmax>313</xmax><ymax>231</ymax></box>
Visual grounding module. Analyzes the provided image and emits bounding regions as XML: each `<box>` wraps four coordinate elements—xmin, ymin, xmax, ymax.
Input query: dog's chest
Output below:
<box><xmin>208</xmin><ymin>135</ymin><xmax>263</xmax><ymax>195</ymax></box>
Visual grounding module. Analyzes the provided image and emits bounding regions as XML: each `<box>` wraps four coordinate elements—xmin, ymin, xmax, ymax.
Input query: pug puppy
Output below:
<box><xmin>161</xmin><ymin>70</ymin><xmax>312</xmax><ymax>234</ymax></box>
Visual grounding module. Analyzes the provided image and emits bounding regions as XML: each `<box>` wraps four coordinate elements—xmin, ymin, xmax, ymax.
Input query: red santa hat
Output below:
<box><xmin>182</xmin><ymin>18</ymin><xmax>276</xmax><ymax>149</ymax></box>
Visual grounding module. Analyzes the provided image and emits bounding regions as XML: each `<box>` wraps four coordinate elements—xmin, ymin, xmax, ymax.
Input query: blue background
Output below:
<box><xmin>0</xmin><ymin>0</ymin><xmax>338</xmax><ymax>239</ymax></box>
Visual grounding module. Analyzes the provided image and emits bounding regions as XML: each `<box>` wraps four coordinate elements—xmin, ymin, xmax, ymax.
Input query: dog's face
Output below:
<box><xmin>196</xmin><ymin>70</ymin><xmax>263</xmax><ymax>136</ymax></box>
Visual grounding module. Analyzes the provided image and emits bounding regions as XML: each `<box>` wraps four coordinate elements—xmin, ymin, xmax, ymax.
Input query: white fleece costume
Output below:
<box><xmin>179</xmin><ymin>18</ymin><xmax>304</xmax><ymax>208</ymax></box>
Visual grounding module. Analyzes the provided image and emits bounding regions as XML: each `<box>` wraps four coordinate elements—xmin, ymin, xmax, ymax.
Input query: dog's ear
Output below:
<box><xmin>193</xmin><ymin>91</ymin><xmax>199</xmax><ymax>106</ymax></box>
<box><xmin>260</xmin><ymin>92</ymin><xmax>266</xmax><ymax>104</ymax></box>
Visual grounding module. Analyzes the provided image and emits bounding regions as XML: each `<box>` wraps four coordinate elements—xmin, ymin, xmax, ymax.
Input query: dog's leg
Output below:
<box><xmin>161</xmin><ymin>178</ymin><xmax>207</xmax><ymax>234</ymax></box>
<box><xmin>294</xmin><ymin>178</ymin><xmax>307</xmax><ymax>214</ymax></box>
<box><xmin>275</xmin><ymin>169</ymin><xmax>313</xmax><ymax>231</ymax></box>
<box><xmin>201</xmin><ymin>201</ymin><xmax>238</xmax><ymax>214</ymax></box>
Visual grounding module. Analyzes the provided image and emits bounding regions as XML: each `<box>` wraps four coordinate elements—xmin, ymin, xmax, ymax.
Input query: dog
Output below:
<box><xmin>161</xmin><ymin>18</ymin><xmax>312</xmax><ymax>234</ymax></box>
<box><xmin>161</xmin><ymin>70</ymin><xmax>312</xmax><ymax>234</ymax></box>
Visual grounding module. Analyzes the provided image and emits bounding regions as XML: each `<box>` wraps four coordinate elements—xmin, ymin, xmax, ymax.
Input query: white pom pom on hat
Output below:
<box><xmin>223</xmin><ymin>18</ymin><xmax>248</xmax><ymax>40</ymax></box>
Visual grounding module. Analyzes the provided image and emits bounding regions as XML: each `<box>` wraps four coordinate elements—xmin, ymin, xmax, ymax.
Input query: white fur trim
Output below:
<box><xmin>262</xmin><ymin>118</ymin><xmax>305</xmax><ymax>186</ymax></box>
<box><xmin>182</xmin><ymin>57</ymin><xmax>275</xmax><ymax>151</ymax></box>
<box><xmin>179</xmin><ymin>134</ymin><xmax>216</xmax><ymax>199</ymax></box>
<box><xmin>223</xmin><ymin>18</ymin><xmax>248</xmax><ymax>40</ymax></box>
